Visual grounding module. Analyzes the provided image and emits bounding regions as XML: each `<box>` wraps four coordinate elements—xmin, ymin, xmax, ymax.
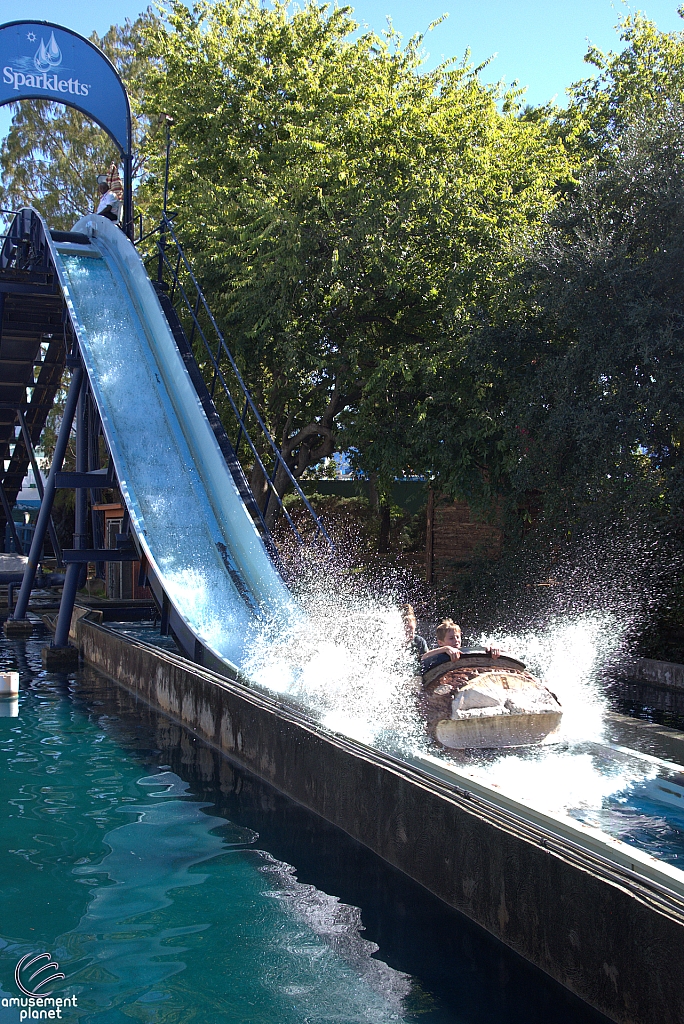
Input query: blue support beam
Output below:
<box><xmin>61</xmin><ymin>548</ymin><xmax>138</xmax><ymax>562</ymax></box>
<box><xmin>11</xmin><ymin>365</ymin><xmax>84</xmax><ymax>621</ymax></box>
<box><xmin>53</xmin><ymin>378</ymin><xmax>88</xmax><ymax>648</ymax></box>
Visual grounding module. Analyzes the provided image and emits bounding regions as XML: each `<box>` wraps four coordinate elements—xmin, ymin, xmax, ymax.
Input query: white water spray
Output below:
<box><xmin>478</xmin><ymin>611</ymin><xmax>622</xmax><ymax>745</ymax></box>
<box><xmin>243</xmin><ymin>584</ymin><xmax>663</xmax><ymax>822</ymax></box>
<box><xmin>244</xmin><ymin>584</ymin><xmax>423</xmax><ymax>750</ymax></box>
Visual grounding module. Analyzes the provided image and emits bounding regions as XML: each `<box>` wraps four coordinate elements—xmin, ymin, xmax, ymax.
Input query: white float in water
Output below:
<box><xmin>0</xmin><ymin>672</ymin><xmax>19</xmax><ymax>698</ymax></box>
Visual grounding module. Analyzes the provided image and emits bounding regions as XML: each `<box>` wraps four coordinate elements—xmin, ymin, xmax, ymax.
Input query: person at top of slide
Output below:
<box><xmin>96</xmin><ymin>163</ymin><xmax>123</xmax><ymax>223</ymax></box>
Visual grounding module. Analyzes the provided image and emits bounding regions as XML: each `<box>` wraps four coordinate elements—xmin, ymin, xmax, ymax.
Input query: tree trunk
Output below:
<box><xmin>249</xmin><ymin>385</ymin><xmax>346</xmax><ymax>531</ymax></box>
<box><xmin>378</xmin><ymin>502</ymin><xmax>391</xmax><ymax>554</ymax></box>
<box><xmin>368</xmin><ymin>473</ymin><xmax>380</xmax><ymax>512</ymax></box>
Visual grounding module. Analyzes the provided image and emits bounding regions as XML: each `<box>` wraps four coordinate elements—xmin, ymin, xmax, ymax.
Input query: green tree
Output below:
<box><xmin>467</xmin><ymin>104</ymin><xmax>684</xmax><ymax>539</ymax></box>
<box><xmin>564</xmin><ymin>8</ymin><xmax>684</xmax><ymax>157</ymax></box>
<box><xmin>412</xmin><ymin>10</ymin><xmax>684</xmax><ymax>533</ymax></box>
<box><xmin>139</xmin><ymin>0</ymin><xmax>572</xmax><ymax>512</ymax></box>
<box><xmin>0</xmin><ymin>11</ymin><xmax>157</xmax><ymax>229</ymax></box>
<box><xmin>510</xmin><ymin>10</ymin><xmax>684</xmax><ymax>529</ymax></box>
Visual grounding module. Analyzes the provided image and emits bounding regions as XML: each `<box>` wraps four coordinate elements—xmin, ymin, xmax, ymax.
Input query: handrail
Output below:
<box><xmin>154</xmin><ymin>245</ymin><xmax>307</xmax><ymax>547</ymax></box>
<box><xmin>0</xmin><ymin>207</ymin><xmax>55</xmax><ymax>278</ymax></box>
<box><xmin>137</xmin><ymin>214</ymin><xmax>335</xmax><ymax>555</ymax></box>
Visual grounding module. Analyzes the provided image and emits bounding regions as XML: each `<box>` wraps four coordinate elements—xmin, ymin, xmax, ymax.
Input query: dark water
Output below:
<box><xmin>0</xmin><ymin>628</ymin><xmax>608</xmax><ymax>1023</ymax></box>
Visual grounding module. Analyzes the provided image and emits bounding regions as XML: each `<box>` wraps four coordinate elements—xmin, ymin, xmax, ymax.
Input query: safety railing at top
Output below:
<box><xmin>0</xmin><ymin>207</ymin><xmax>16</xmax><ymax>241</ymax></box>
<box><xmin>136</xmin><ymin>214</ymin><xmax>335</xmax><ymax>556</ymax></box>
<box><xmin>0</xmin><ymin>207</ymin><xmax>53</xmax><ymax>277</ymax></box>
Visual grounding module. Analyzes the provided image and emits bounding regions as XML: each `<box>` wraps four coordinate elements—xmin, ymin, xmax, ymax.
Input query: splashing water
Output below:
<box><xmin>244</xmin><ymin>583</ymin><xmax>423</xmax><ymax>751</ymax></box>
<box><xmin>461</xmin><ymin>749</ymin><xmax>657</xmax><ymax>820</ymax></box>
<box><xmin>447</xmin><ymin>614</ymin><xmax>661</xmax><ymax>819</ymax></box>
<box><xmin>243</xmin><ymin>580</ymin><xmax>666</xmax><ymax>824</ymax></box>
<box><xmin>477</xmin><ymin>611</ymin><xmax>624</xmax><ymax>745</ymax></box>
<box><xmin>245</xmin><ymin>585</ymin><xmax>615</xmax><ymax>751</ymax></box>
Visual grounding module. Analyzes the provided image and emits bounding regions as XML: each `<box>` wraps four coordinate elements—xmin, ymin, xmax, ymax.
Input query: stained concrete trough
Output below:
<box><xmin>623</xmin><ymin>658</ymin><xmax>684</xmax><ymax>691</ymax></box>
<box><xmin>74</xmin><ymin>616</ymin><xmax>684</xmax><ymax>1024</ymax></box>
<box><xmin>611</xmin><ymin>657</ymin><xmax>684</xmax><ymax>716</ymax></box>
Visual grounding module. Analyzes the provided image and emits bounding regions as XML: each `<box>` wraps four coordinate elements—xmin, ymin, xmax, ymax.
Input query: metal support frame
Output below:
<box><xmin>16</xmin><ymin>407</ymin><xmax>62</xmax><ymax>566</ymax></box>
<box><xmin>0</xmin><ymin>208</ymin><xmax>57</xmax><ymax>291</ymax></box>
<box><xmin>5</xmin><ymin>199</ymin><xmax>333</xmax><ymax>661</ymax></box>
<box><xmin>12</xmin><ymin>365</ymin><xmax>83</xmax><ymax>621</ymax></box>
<box><xmin>53</xmin><ymin>379</ymin><xmax>88</xmax><ymax>648</ymax></box>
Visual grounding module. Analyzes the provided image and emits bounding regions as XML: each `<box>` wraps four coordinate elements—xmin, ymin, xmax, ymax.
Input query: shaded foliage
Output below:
<box><xmin>480</xmin><ymin>106</ymin><xmax>684</xmax><ymax>528</ymax></box>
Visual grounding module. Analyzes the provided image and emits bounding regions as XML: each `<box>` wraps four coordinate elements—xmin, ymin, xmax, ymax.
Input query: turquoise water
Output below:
<box><xmin>0</xmin><ymin>630</ymin><xmax>607</xmax><ymax>1024</ymax></box>
<box><xmin>572</xmin><ymin>793</ymin><xmax>684</xmax><ymax>867</ymax></box>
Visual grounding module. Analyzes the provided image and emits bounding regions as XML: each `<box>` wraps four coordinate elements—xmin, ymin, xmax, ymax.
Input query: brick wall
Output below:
<box><xmin>426</xmin><ymin>490</ymin><xmax>502</xmax><ymax>584</ymax></box>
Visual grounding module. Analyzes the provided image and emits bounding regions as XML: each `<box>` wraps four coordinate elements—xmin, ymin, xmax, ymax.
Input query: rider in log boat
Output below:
<box><xmin>417</xmin><ymin>619</ymin><xmax>562</xmax><ymax>749</ymax></box>
<box><xmin>421</xmin><ymin>619</ymin><xmax>500</xmax><ymax>675</ymax></box>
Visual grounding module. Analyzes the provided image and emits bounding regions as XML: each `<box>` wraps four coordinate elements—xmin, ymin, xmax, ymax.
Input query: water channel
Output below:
<box><xmin>238</xmin><ymin>593</ymin><xmax>684</xmax><ymax>869</ymax></box>
<box><xmin>0</xmin><ymin>627</ymin><xmax>609</xmax><ymax>1023</ymax></box>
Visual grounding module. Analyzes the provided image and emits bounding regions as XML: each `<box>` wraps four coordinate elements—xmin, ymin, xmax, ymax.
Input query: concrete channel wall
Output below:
<box><xmin>616</xmin><ymin>657</ymin><xmax>684</xmax><ymax>690</ymax></box>
<box><xmin>611</xmin><ymin>657</ymin><xmax>684</xmax><ymax>715</ymax></box>
<box><xmin>75</xmin><ymin>618</ymin><xmax>684</xmax><ymax>1024</ymax></box>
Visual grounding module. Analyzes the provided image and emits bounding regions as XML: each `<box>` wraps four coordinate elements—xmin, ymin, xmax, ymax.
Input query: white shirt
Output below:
<box><xmin>96</xmin><ymin>190</ymin><xmax>122</xmax><ymax>220</ymax></box>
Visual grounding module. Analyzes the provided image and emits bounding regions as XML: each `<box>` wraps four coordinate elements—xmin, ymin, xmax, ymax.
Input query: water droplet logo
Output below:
<box><xmin>33</xmin><ymin>32</ymin><xmax>62</xmax><ymax>73</ymax></box>
<box><xmin>14</xmin><ymin>953</ymin><xmax>65</xmax><ymax>997</ymax></box>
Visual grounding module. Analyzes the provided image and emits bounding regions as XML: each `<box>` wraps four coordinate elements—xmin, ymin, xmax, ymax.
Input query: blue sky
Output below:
<box><xmin>1</xmin><ymin>0</ymin><xmax>683</xmax><ymax>138</ymax></box>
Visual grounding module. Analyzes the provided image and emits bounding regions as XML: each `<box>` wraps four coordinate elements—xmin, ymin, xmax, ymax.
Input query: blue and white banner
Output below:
<box><xmin>0</xmin><ymin>21</ymin><xmax>131</xmax><ymax>156</ymax></box>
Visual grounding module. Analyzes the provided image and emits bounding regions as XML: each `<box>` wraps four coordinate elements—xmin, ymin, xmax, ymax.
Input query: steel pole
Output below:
<box><xmin>87</xmin><ymin>395</ymin><xmax>104</xmax><ymax>578</ymax></box>
<box><xmin>12</xmin><ymin>366</ymin><xmax>84</xmax><ymax>621</ymax></box>
<box><xmin>17</xmin><ymin>407</ymin><xmax>62</xmax><ymax>566</ymax></box>
<box><xmin>74</xmin><ymin>385</ymin><xmax>88</xmax><ymax>565</ymax></box>
<box><xmin>0</xmin><ymin>477</ymin><xmax>22</xmax><ymax>554</ymax></box>
<box><xmin>157</xmin><ymin>116</ymin><xmax>172</xmax><ymax>284</ymax></box>
<box><xmin>53</xmin><ymin>380</ymin><xmax>88</xmax><ymax>648</ymax></box>
<box><xmin>52</xmin><ymin>562</ymin><xmax>81</xmax><ymax>648</ymax></box>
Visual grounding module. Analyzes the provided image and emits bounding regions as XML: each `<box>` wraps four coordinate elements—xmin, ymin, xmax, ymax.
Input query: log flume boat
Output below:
<box><xmin>418</xmin><ymin>648</ymin><xmax>562</xmax><ymax>750</ymax></box>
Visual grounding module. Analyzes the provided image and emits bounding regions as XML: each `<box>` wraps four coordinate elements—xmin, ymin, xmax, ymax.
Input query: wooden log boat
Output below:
<box><xmin>418</xmin><ymin>648</ymin><xmax>562</xmax><ymax>749</ymax></box>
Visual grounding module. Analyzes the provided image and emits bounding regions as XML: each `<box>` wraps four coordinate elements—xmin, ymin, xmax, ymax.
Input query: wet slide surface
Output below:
<box><xmin>51</xmin><ymin>214</ymin><xmax>294</xmax><ymax>672</ymax></box>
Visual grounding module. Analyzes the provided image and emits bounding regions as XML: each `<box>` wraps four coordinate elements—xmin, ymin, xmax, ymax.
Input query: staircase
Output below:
<box><xmin>0</xmin><ymin>210</ymin><xmax>67</xmax><ymax>548</ymax></box>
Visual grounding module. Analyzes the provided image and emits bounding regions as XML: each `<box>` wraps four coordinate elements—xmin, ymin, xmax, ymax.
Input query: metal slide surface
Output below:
<box><xmin>50</xmin><ymin>214</ymin><xmax>295</xmax><ymax>672</ymax></box>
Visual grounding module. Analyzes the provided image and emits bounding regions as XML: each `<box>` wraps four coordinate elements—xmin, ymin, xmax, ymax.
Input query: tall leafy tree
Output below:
<box><xmin>449</xmin><ymin>100</ymin><xmax>684</xmax><ymax>649</ymax></box>
<box><xmin>566</xmin><ymin>9</ymin><xmax>684</xmax><ymax>157</ymax></box>
<box><xmin>406</xmin><ymin>10</ymin><xmax>684</xmax><ymax>534</ymax></box>
<box><xmin>458</xmin><ymin>6</ymin><xmax>684</xmax><ymax>534</ymax></box>
<box><xmin>139</xmin><ymin>0</ymin><xmax>572</xmax><ymax>508</ymax></box>
<box><xmin>503</xmin><ymin>108</ymin><xmax>684</xmax><ymax>523</ymax></box>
